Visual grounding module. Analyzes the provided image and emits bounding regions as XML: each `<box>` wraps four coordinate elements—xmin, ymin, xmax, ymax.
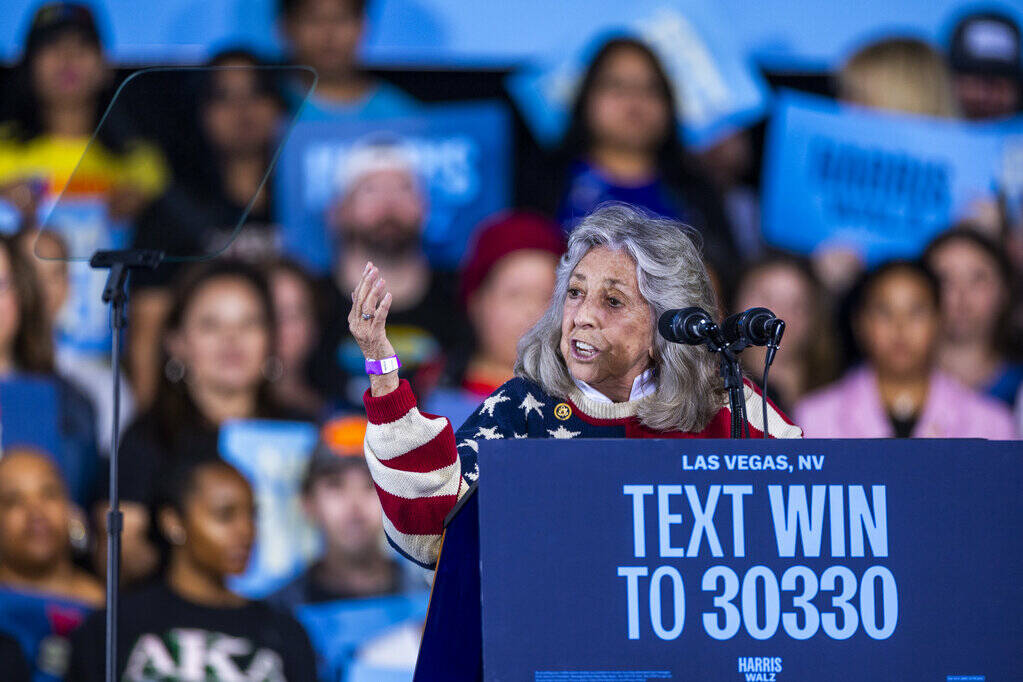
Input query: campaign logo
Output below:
<box><xmin>737</xmin><ymin>656</ymin><xmax>782</xmax><ymax>681</ymax></box>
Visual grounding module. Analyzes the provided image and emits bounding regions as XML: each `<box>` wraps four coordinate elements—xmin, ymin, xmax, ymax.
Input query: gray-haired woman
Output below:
<box><xmin>348</xmin><ymin>204</ymin><xmax>801</xmax><ymax>568</ymax></box>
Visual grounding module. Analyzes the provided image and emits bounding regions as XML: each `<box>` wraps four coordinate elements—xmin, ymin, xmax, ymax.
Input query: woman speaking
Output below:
<box><xmin>349</xmin><ymin>204</ymin><xmax>801</xmax><ymax>568</ymax></box>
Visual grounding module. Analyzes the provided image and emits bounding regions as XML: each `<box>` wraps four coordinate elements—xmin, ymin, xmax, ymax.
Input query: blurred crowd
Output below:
<box><xmin>0</xmin><ymin>1</ymin><xmax>1020</xmax><ymax>681</ymax></box>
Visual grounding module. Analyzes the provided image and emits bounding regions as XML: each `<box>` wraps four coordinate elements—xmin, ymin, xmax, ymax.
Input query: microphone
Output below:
<box><xmin>720</xmin><ymin>307</ymin><xmax>783</xmax><ymax>347</ymax></box>
<box><xmin>658</xmin><ymin>307</ymin><xmax>719</xmax><ymax>345</ymax></box>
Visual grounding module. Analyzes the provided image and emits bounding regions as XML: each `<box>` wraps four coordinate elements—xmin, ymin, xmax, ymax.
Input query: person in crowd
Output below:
<box><xmin>350</xmin><ymin>204</ymin><xmax>801</xmax><ymax>568</ymax></box>
<box><xmin>266</xmin><ymin>258</ymin><xmax>327</xmax><ymax>417</ymax></box>
<box><xmin>0</xmin><ymin>448</ymin><xmax>102</xmax><ymax>603</ymax></box>
<box><xmin>838</xmin><ymin>37</ymin><xmax>960</xmax><ymax>117</ymax></box>
<box><xmin>107</xmin><ymin>261</ymin><xmax>309</xmax><ymax>584</ymax></box>
<box><xmin>13</xmin><ymin>230</ymin><xmax>66</xmax><ymax>323</ymax></box>
<box><xmin>278</xmin><ymin>0</ymin><xmax>416</xmax><ymax>120</ymax></box>
<box><xmin>923</xmin><ymin>228</ymin><xmax>1022</xmax><ymax>408</ymax></box>
<box><xmin>0</xmin><ymin>234</ymin><xmax>99</xmax><ymax>507</ymax></box>
<box><xmin>0</xmin><ymin>448</ymin><xmax>101</xmax><ymax>682</ymax></box>
<box><xmin>823</xmin><ymin>38</ymin><xmax>964</xmax><ymax>298</ymax></box>
<box><xmin>269</xmin><ymin>416</ymin><xmax>423</xmax><ymax>609</ymax></box>
<box><xmin>310</xmin><ymin>139</ymin><xmax>463</xmax><ymax>408</ymax></box>
<box><xmin>794</xmin><ymin>260</ymin><xmax>1016</xmax><ymax>438</ymax></box>
<box><xmin>421</xmin><ymin>211</ymin><xmax>564</xmax><ymax>428</ymax></box>
<box><xmin>129</xmin><ymin>49</ymin><xmax>287</xmax><ymax>407</ymax></box>
<box><xmin>0</xmin><ymin>3</ymin><xmax>167</xmax><ymax>434</ymax></box>
<box><xmin>948</xmin><ymin>11</ymin><xmax>1022</xmax><ymax>120</ymax></box>
<box><xmin>15</xmin><ymin>228</ymin><xmax>135</xmax><ymax>456</ymax></box>
<box><xmin>695</xmin><ymin>129</ymin><xmax>764</xmax><ymax>263</ymax></box>
<box><xmin>551</xmin><ymin>37</ymin><xmax>738</xmax><ymax>277</ymax></box>
<box><xmin>68</xmin><ymin>459</ymin><xmax>317</xmax><ymax>681</ymax></box>
<box><xmin>731</xmin><ymin>253</ymin><xmax>841</xmax><ymax>412</ymax></box>
<box><xmin>0</xmin><ymin>2</ymin><xmax>167</xmax><ymax>226</ymax></box>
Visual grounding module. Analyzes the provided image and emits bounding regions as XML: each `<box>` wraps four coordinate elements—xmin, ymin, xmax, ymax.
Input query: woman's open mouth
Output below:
<box><xmin>570</xmin><ymin>339</ymin><xmax>599</xmax><ymax>361</ymax></box>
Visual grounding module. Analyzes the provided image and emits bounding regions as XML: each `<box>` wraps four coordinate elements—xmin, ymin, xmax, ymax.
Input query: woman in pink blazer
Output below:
<box><xmin>795</xmin><ymin>261</ymin><xmax>1016</xmax><ymax>439</ymax></box>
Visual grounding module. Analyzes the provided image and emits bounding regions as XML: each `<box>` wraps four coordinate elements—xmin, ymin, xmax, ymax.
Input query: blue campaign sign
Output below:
<box><xmin>761</xmin><ymin>91</ymin><xmax>1007</xmax><ymax>264</ymax></box>
<box><xmin>505</xmin><ymin>1</ymin><xmax>769</xmax><ymax>150</ymax></box>
<box><xmin>219</xmin><ymin>419</ymin><xmax>320</xmax><ymax>599</ymax></box>
<box><xmin>39</xmin><ymin>199</ymin><xmax>130</xmax><ymax>356</ymax></box>
<box><xmin>0</xmin><ymin>376</ymin><xmax>60</xmax><ymax>460</ymax></box>
<box><xmin>0</xmin><ymin>374</ymin><xmax>96</xmax><ymax>507</ymax></box>
<box><xmin>274</xmin><ymin>101</ymin><xmax>511</xmax><ymax>272</ymax></box>
<box><xmin>477</xmin><ymin>438</ymin><xmax>1021</xmax><ymax>681</ymax></box>
<box><xmin>296</xmin><ymin>591</ymin><xmax>429</xmax><ymax>681</ymax></box>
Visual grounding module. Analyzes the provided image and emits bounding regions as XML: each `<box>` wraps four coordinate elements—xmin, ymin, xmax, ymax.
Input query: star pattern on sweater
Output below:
<box><xmin>458</xmin><ymin>439</ymin><xmax>479</xmax><ymax>453</ymax></box>
<box><xmin>479</xmin><ymin>390</ymin><xmax>510</xmax><ymax>417</ymax></box>
<box><xmin>464</xmin><ymin>463</ymin><xmax>480</xmax><ymax>482</ymax></box>
<box><xmin>547</xmin><ymin>425</ymin><xmax>581</xmax><ymax>439</ymax></box>
<box><xmin>474</xmin><ymin>425</ymin><xmax>504</xmax><ymax>440</ymax></box>
<box><xmin>513</xmin><ymin>432</ymin><xmax>528</xmax><ymax>439</ymax></box>
<box><xmin>519</xmin><ymin>392</ymin><xmax>545</xmax><ymax>420</ymax></box>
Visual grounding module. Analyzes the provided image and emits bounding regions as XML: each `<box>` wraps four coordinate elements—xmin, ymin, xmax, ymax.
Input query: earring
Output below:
<box><xmin>164</xmin><ymin>356</ymin><xmax>186</xmax><ymax>383</ymax></box>
<box><xmin>68</xmin><ymin>511</ymin><xmax>88</xmax><ymax>553</ymax></box>
<box><xmin>262</xmin><ymin>356</ymin><xmax>284</xmax><ymax>383</ymax></box>
<box><xmin>169</xmin><ymin>527</ymin><xmax>186</xmax><ymax>545</ymax></box>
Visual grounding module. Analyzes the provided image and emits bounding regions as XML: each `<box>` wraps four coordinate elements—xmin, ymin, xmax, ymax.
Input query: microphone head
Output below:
<box><xmin>658</xmin><ymin>307</ymin><xmax>712</xmax><ymax>344</ymax></box>
<box><xmin>722</xmin><ymin>307</ymin><xmax>776</xmax><ymax>346</ymax></box>
<box><xmin>657</xmin><ymin>309</ymin><xmax>679</xmax><ymax>341</ymax></box>
<box><xmin>743</xmin><ymin>307</ymin><xmax>776</xmax><ymax>346</ymax></box>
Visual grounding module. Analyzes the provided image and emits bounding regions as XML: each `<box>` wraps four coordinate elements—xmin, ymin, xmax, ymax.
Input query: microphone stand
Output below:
<box><xmin>719</xmin><ymin>347</ymin><xmax>748</xmax><ymax>439</ymax></box>
<box><xmin>89</xmin><ymin>248</ymin><xmax>163</xmax><ymax>682</ymax></box>
<box><xmin>698</xmin><ymin>324</ymin><xmax>749</xmax><ymax>439</ymax></box>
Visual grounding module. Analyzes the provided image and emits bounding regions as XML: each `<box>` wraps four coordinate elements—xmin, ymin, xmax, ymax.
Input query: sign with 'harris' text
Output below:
<box><xmin>478</xmin><ymin>438</ymin><xmax>1021</xmax><ymax>681</ymax></box>
<box><xmin>761</xmin><ymin>91</ymin><xmax>1013</xmax><ymax>265</ymax></box>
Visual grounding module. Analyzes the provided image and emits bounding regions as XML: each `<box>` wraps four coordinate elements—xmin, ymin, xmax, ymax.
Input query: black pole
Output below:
<box><xmin>104</xmin><ymin>267</ymin><xmax>125</xmax><ymax>682</ymax></box>
<box><xmin>718</xmin><ymin>348</ymin><xmax>747</xmax><ymax>439</ymax></box>
<box><xmin>90</xmin><ymin>249</ymin><xmax>163</xmax><ymax>682</ymax></box>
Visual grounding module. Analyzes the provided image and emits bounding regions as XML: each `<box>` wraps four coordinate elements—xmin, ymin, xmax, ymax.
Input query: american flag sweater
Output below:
<box><xmin>363</xmin><ymin>376</ymin><xmax>801</xmax><ymax>568</ymax></box>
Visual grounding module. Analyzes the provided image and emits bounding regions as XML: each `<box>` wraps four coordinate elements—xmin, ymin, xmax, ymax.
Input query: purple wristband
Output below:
<box><xmin>365</xmin><ymin>355</ymin><xmax>401</xmax><ymax>375</ymax></box>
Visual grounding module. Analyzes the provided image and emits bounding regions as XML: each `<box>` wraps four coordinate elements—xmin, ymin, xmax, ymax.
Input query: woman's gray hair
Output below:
<box><xmin>515</xmin><ymin>203</ymin><xmax>726</xmax><ymax>432</ymax></box>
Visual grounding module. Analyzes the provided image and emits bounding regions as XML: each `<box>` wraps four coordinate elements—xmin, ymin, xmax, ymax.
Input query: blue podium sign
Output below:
<box><xmin>476</xmin><ymin>439</ymin><xmax>1021</xmax><ymax>681</ymax></box>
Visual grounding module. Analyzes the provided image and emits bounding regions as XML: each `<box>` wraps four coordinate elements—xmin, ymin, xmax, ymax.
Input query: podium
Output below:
<box><xmin>414</xmin><ymin>439</ymin><xmax>1022</xmax><ymax>681</ymax></box>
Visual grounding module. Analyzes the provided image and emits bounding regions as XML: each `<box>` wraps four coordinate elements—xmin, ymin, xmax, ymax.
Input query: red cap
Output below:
<box><xmin>459</xmin><ymin>211</ymin><xmax>565</xmax><ymax>307</ymax></box>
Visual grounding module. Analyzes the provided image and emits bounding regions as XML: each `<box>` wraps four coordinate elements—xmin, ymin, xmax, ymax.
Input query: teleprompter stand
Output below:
<box><xmin>89</xmin><ymin>248</ymin><xmax>163</xmax><ymax>682</ymax></box>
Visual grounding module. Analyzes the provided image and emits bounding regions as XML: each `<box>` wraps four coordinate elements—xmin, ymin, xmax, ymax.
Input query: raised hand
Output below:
<box><xmin>348</xmin><ymin>262</ymin><xmax>399</xmax><ymax>396</ymax></box>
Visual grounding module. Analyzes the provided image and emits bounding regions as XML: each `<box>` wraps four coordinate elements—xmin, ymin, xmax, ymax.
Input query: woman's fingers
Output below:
<box><xmin>364</xmin><ymin>277</ymin><xmax>386</xmax><ymax>316</ymax></box>
<box><xmin>374</xmin><ymin>292</ymin><xmax>393</xmax><ymax>328</ymax></box>
<box><xmin>351</xmin><ymin>263</ymin><xmax>379</xmax><ymax>315</ymax></box>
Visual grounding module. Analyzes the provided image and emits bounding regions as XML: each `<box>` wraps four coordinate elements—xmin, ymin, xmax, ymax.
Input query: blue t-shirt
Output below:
<box><xmin>287</xmin><ymin>80</ymin><xmax>418</xmax><ymax>122</ymax></box>
<box><xmin>556</xmin><ymin>159</ymin><xmax>693</xmax><ymax>231</ymax></box>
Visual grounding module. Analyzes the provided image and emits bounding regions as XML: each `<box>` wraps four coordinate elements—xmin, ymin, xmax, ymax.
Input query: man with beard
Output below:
<box><xmin>308</xmin><ymin>140</ymin><xmax>463</xmax><ymax>408</ymax></box>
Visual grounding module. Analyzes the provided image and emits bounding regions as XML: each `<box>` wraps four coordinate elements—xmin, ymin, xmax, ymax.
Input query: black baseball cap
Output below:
<box><xmin>949</xmin><ymin>12</ymin><xmax>1022</xmax><ymax>80</ymax></box>
<box><xmin>24</xmin><ymin>3</ymin><xmax>102</xmax><ymax>58</ymax></box>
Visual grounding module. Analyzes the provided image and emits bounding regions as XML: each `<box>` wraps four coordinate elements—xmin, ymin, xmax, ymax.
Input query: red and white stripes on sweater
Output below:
<box><xmin>363</xmin><ymin>377</ymin><xmax>802</xmax><ymax>568</ymax></box>
<box><xmin>363</xmin><ymin>380</ymin><xmax>467</xmax><ymax>568</ymax></box>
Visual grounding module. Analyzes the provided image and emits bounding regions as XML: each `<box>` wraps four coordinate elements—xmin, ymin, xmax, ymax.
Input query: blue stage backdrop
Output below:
<box><xmin>477</xmin><ymin>438</ymin><xmax>1021</xmax><ymax>681</ymax></box>
<box><xmin>761</xmin><ymin>91</ymin><xmax>1015</xmax><ymax>264</ymax></box>
<box><xmin>3</xmin><ymin>0</ymin><xmax>1022</xmax><ymax>71</ymax></box>
<box><xmin>274</xmin><ymin>101</ymin><xmax>510</xmax><ymax>272</ymax></box>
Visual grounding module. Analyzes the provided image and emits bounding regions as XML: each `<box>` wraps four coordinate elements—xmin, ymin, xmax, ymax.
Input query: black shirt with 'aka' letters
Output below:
<box><xmin>67</xmin><ymin>583</ymin><xmax>316</xmax><ymax>682</ymax></box>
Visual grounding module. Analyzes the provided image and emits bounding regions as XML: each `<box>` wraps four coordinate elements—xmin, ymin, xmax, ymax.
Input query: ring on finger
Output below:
<box><xmin>361</xmin><ymin>312</ymin><xmax>375</xmax><ymax>320</ymax></box>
